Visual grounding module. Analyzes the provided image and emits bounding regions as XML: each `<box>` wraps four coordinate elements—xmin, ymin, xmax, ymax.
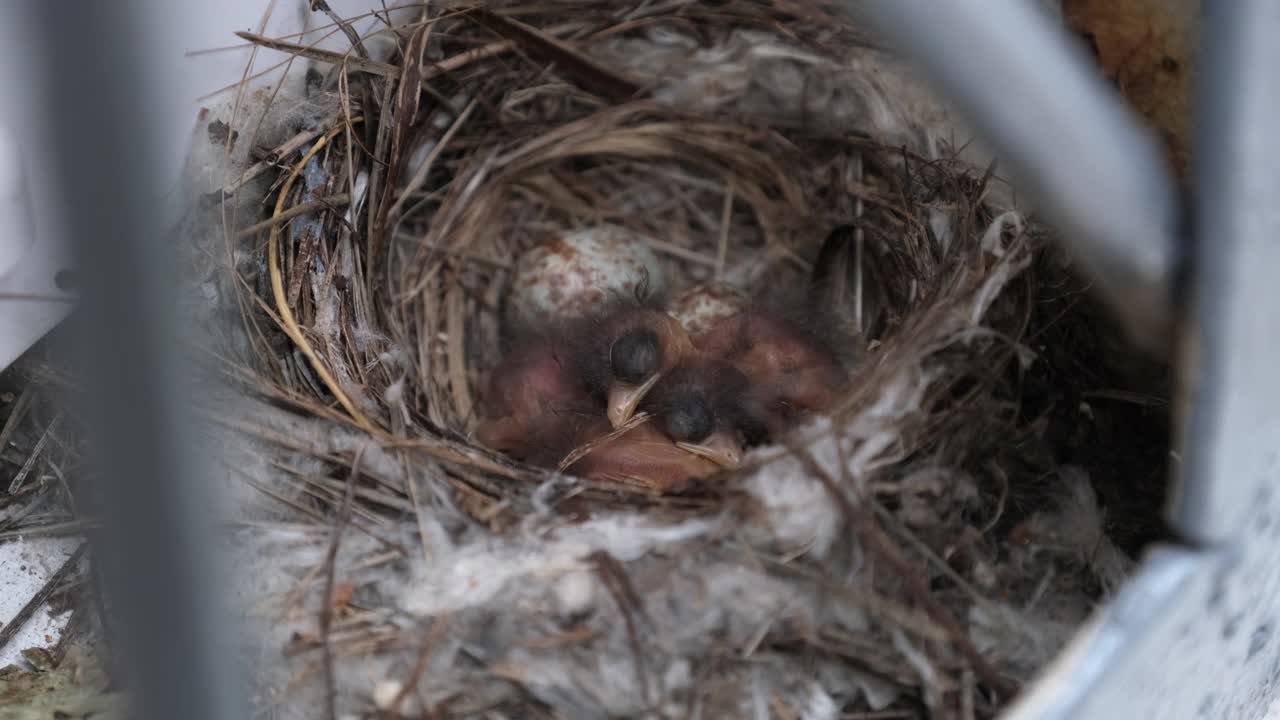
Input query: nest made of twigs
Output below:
<box><xmin>183</xmin><ymin>3</ymin><xmax>1169</xmax><ymax>718</ymax></box>
<box><xmin>217</xmin><ymin>3</ymin><xmax>1028</xmax><ymax>508</ymax></box>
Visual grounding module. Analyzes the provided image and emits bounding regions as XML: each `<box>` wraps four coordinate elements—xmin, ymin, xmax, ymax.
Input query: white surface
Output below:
<box><xmin>0</xmin><ymin>536</ymin><xmax>80</xmax><ymax>667</ymax></box>
<box><xmin>0</xmin><ymin>7</ymin><xmax>76</xmax><ymax>373</ymax></box>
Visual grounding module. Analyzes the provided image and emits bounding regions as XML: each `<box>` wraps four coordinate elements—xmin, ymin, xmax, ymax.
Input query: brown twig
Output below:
<box><xmin>234</xmin><ymin>21</ymin><xmax>586</xmax><ymax>86</ymax></box>
<box><xmin>0</xmin><ymin>386</ymin><xmax>34</xmax><ymax>463</ymax></box>
<box><xmin>267</xmin><ymin>119</ymin><xmax>378</xmax><ymax>432</ymax></box>
<box><xmin>320</xmin><ymin>448</ymin><xmax>362</xmax><ymax>720</ymax></box>
<box><xmin>468</xmin><ymin>8</ymin><xmax>643</xmax><ymax>102</ymax></box>
<box><xmin>309</xmin><ymin>0</ymin><xmax>372</xmax><ymax>60</ymax></box>
<box><xmin>385</xmin><ymin>614</ymin><xmax>453</xmax><ymax>719</ymax></box>
<box><xmin>237</xmin><ymin>193</ymin><xmax>351</xmax><ymax>238</ymax></box>
<box><xmin>590</xmin><ymin>551</ymin><xmax>651</xmax><ymax>706</ymax></box>
<box><xmin>9</xmin><ymin>412</ymin><xmax>63</xmax><ymax>494</ymax></box>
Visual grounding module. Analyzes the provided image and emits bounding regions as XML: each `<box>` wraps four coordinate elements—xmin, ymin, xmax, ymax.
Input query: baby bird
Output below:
<box><xmin>564</xmin><ymin>418</ymin><xmax>729</xmax><ymax>493</ymax></box>
<box><xmin>563</xmin><ymin>302</ymin><xmax>695</xmax><ymax>429</ymax></box>
<box><xmin>478</xmin><ymin>225</ymin><xmax>887</xmax><ymax>488</ymax></box>
<box><xmin>474</xmin><ymin>333</ymin><xmax>596</xmax><ymax>466</ymax></box>
<box><xmin>638</xmin><ymin>362</ymin><xmax>762</xmax><ymax>468</ymax></box>
<box><xmin>557</xmin><ymin>364</ymin><xmax>757</xmax><ymax>492</ymax></box>
<box><xmin>613</xmin><ymin>224</ymin><xmax>887</xmax><ymax>442</ymax></box>
<box><xmin>691</xmin><ymin>310</ymin><xmax>849</xmax><ymax>439</ymax></box>
<box><xmin>475</xmin><ymin>298</ymin><xmax>697</xmax><ymax>464</ymax></box>
<box><xmin>704</xmin><ymin>225</ymin><xmax>885</xmax><ymax>436</ymax></box>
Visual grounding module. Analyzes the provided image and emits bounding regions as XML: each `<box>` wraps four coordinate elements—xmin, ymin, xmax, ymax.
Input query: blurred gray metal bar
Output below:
<box><xmin>1174</xmin><ymin>0</ymin><xmax>1280</xmax><ymax>543</ymax></box>
<box><xmin>27</xmin><ymin>3</ymin><xmax>247</xmax><ymax>719</ymax></box>
<box><xmin>839</xmin><ymin>0</ymin><xmax>1180</xmax><ymax>353</ymax></box>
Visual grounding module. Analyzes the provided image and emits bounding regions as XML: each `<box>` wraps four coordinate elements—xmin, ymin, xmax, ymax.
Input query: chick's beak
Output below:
<box><xmin>607</xmin><ymin>372</ymin><xmax>662</xmax><ymax>428</ymax></box>
<box><xmin>676</xmin><ymin>430</ymin><xmax>743</xmax><ymax>469</ymax></box>
<box><xmin>606</xmin><ymin>312</ymin><xmax>697</xmax><ymax>428</ymax></box>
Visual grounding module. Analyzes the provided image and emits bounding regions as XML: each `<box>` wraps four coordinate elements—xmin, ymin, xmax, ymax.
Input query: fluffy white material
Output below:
<box><xmin>399</xmin><ymin>514</ymin><xmax>720</xmax><ymax>617</ymax></box>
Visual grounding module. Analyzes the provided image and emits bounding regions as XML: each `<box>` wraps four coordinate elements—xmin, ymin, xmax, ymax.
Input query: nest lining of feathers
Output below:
<box><xmin>181</xmin><ymin>2</ymin><xmax>1170</xmax><ymax>718</ymax></box>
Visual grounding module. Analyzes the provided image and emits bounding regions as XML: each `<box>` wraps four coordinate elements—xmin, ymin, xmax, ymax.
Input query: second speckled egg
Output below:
<box><xmin>506</xmin><ymin>226</ymin><xmax>666</xmax><ymax>330</ymax></box>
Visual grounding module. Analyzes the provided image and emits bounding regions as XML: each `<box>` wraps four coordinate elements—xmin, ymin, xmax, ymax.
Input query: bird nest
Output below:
<box><xmin>182</xmin><ymin>2</ymin><xmax>1171</xmax><ymax>718</ymax></box>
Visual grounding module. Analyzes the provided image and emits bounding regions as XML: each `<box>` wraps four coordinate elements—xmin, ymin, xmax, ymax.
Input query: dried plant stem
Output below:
<box><xmin>238</xmin><ymin>193</ymin><xmax>351</xmax><ymax>238</ymax></box>
<box><xmin>320</xmin><ymin>449</ymin><xmax>360</xmax><ymax>720</ymax></box>
<box><xmin>222</xmin><ymin>123</ymin><xmax>332</xmax><ymax>196</ymax></box>
<box><xmin>268</xmin><ymin>119</ymin><xmax>377</xmax><ymax>433</ymax></box>
<box><xmin>0</xmin><ymin>387</ymin><xmax>35</xmax><ymax>460</ymax></box>
<box><xmin>9</xmin><ymin>412</ymin><xmax>62</xmax><ymax>494</ymax></box>
<box><xmin>385</xmin><ymin>614</ymin><xmax>453</xmax><ymax>719</ymax></box>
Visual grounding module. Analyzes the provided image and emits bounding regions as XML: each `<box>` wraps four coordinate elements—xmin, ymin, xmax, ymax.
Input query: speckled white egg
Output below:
<box><xmin>667</xmin><ymin>282</ymin><xmax>749</xmax><ymax>336</ymax></box>
<box><xmin>507</xmin><ymin>226</ymin><xmax>666</xmax><ymax>329</ymax></box>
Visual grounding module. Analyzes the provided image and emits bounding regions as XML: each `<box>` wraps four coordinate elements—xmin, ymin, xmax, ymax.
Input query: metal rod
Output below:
<box><xmin>1174</xmin><ymin>1</ymin><xmax>1280</xmax><ymax>543</ymax></box>
<box><xmin>839</xmin><ymin>0</ymin><xmax>1181</xmax><ymax>353</ymax></box>
<box><xmin>26</xmin><ymin>4</ymin><xmax>247</xmax><ymax>718</ymax></box>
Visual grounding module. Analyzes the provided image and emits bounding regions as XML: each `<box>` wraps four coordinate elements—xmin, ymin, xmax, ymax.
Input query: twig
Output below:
<box><xmin>403</xmin><ymin>452</ymin><xmax>435</xmax><ymax>572</ymax></box>
<box><xmin>46</xmin><ymin>459</ymin><xmax>78</xmax><ymax>519</ymax></box>
<box><xmin>715</xmin><ymin>177</ymin><xmax>734</xmax><ymax>280</ymax></box>
<box><xmin>762</xmin><ymin>557</ymin><xmax>948</xmax><ymax>643</ymax></box>
<box><xmin>0</xmin><ymin>519</ymin><xmax>96</xmax><ymax>543</ymax></box>
<box><xmin>370</xmin><ymin>23</ymin><xmax>432</xmax><ymax>275</ymax></box>
<box><xmin>392</xmin><ymin>233</ymin><xmax>512</xmax><ymax>269</ymax></box>
<box><xmin>556</xmin><ymin>412</ymin><xmax>651</xmax><ymax>472</ymax></box>
<box><xmin>235</xmin><ymin>22</ymin><xmax>582</xmax><ymax>86</ymax></box>
<box><xmin>445</xmin><ymin>286</ymin><xmax>473</xmax><ymax>422</ymax></box>
<box><xmin>236</xmin><ymin>31</ymin><xmax>399</xmax><ymax>79</ymax></box>
<box><xmin>299</xmin><ymin>472</ymin><xmax>414</xmax><ymax>513</ymax></box>
<box><xmin>643</xmin><ymin>237</ymin><xmax>719</xmax><ymax>267</ymax></box>
<box><xmin>0</xmin><ymin>543</ymin><xmax>86</xmax><ymax>655</ymax></box>
<box><xmin>468</xmin><ymin>8</ymin><xmax>642</xmax><ymax>102</ymax></box>
<box><xmin>872</xmin><ymin>502</ymin><xmax>1002</xmax><ymax>616</ymax></box>
<box><xmin>320</xmin><ymin>448</ymin><xmax>361</xmax><ymax>720</ymax></box>
<box><xmin>50</xmin><ymin>606</ymin><xmax>82</xmax><ymax>668</ymax></box>
<box><xmin>309</xmin><ymin>0</ymin><xmax>372</xmax><ymax>60</ymax></box>
<box><xmin>1081</xmin><ymin>388</ymin><xmax>1168</xmax><ymax>407</ymax></box>
<box><xmin>0</xmin><ymin>387</ymin><xmax>35</xmax><ymax>460</ymax></box>
<box><xmin>961</xmin><ymin>669</ymin><xmax>976</xmax><ymax>720</ymax></box>
<box><xmin>221</xmin><ymin>123</ymin><xmax>330</xmax><ymax>196</ymax></box>
<box><xmin>237</xmin><ymin>193</ymin><xmax>351</xmax><ymax>237</ymax></box>
<box><xmin>384</xmin><ymin>98</ymin><xmax>478</xmax><ymax>221</ymax></box>
<box><xmin>385</xmin><ymin>614</ymin><xmax>453</xmax><ymax>719</ymax></box>
<box><xmin>268</xmin><ymin>119</ymin><xmax>378</xmax><ymax>432</ymax></box>
<box><xmin>0</xmin><ymin>484</ymin><xmax>53</xmax><ymax>535</ymax></box>
<box><xmin>9</xmin><ymin>412</ymin><xmax>63</xmax><ymax>494</ymax></box>
<box><xmin>789</xmin><ymin>446</ymin><xmax>1017</xmax><ymax>698</ymax></box>
<box><xmin>590</xmin><ymin>551</ymin><xmax>651</xmax><ymax>706</ymax></box>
